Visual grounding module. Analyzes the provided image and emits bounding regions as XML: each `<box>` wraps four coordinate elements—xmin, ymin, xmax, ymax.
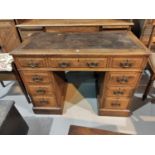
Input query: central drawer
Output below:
<box><xmin>48</xmin><ymin>58</ymin><xmax>107</xmax><ymax>68</ymax></box>
<box><xmin>32</xmin><ymin>96</ymin><xmax>57</xmax><ymax>107</ymax></box>
<box><xmin>48</xmin><ymin>58</ymin><xmax>79</xmax><ymax>68</ymax></box>
<box><xmin>78</xmin><ymin>58</ymin><xmax>107</xmax><ymax>68</ymax></box>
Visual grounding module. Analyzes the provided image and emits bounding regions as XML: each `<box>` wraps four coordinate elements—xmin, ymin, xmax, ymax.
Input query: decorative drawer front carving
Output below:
<box><xmin>107</xmin><ymin>72</ymin><xmax>140</xmax><ymax>86</ymax></box>
<box><xmin>27</xmin><ymin>85</ymin><xmax>54</xmax><ymax>96</ymax></box>
<box><xmin>110</xmin><ymin>57</ymin><xmax>144</xmax><ymax>69</ymax></box>
<box><xmin>16</xmin><ymin>58</ymin><xmax>47</xmax><ymax>68</ymax></box>
<box><xmin>48</xmin><ymin>58</ymin><xmax>79</xmax><ymax>68</ymax></box>
<box><xmin>78</xmin><ymin>58</ymin><xmax>107</xmax><ymax>68</ymax></box>
<box><xmin>20</xmin><ymin>71</ymin><xmax>52</xmax><ymax>84</ymax></box>
<box><xmin>105</xmin><ymin>87</ymin><xmax>134</xmax><ymax>97</ymax></box>
<box><xmin>102</xmin><ymin>97</ymin><xmax>130</xmax><ymax>109</ymax></box>
<box><xmin>32</xmin><ymin>96</ymin><xmax>57</xmax><ymax>107</ymax></box>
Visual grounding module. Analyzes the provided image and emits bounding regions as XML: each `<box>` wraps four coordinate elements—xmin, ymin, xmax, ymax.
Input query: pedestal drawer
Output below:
<box><xmin>110</xmin><ymin>57</ymin><xmax>144</xmax><ymax>69</ymax></box>
<box><xmin>32</xmin><ymin>96</ymin><xmax>57</xmax><ymax>107</ymax></box>
<box><xmin>107</xmin><ymin>72</ymin><xmax>140</xmax><ymax>86</ymax></box>
<box><xmin>20</xmin><ymin>71</ymin><xmax>52</xmax><ymax>84</ymax></box>
<box><xmin>105</xmin><ymin>87</ymin><xmax>134</xmax><ymax>97</ymax></box>
<box><xmin>102</xmin><ymin>97</ymin><xmax>130</xmax><ymax>110</ymax></box>
<box><xmin>27</xmin><ymin>85</ymin><xmax>54</xmax><ymax>96</ymax></box>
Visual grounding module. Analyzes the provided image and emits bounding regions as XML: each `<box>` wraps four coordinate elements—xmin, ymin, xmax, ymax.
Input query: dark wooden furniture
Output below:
<box><xmin>11</xmin><ymin>31</ymin><xmax>149</xmax><ymax>116</ymax></box>
<box><xmin>68</xmin><ymin>125</ymin><xmax>126</xmax><ymax>135</ymax></box>
<box><xmin>15</xmin><ymin>19</ymin><xmax>133</xmax><ymax>41</ymax></box>
<box><xmin>0</xmin><ymin>100</ymin><xmax>29</xmax><ymax>135</ymax></box>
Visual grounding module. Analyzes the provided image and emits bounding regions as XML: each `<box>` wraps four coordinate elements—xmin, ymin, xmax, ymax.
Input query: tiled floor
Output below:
<box><xmin>0</xmin><ymin>71</ymin><xmax>155</xmax><ymax>135</ymax></box>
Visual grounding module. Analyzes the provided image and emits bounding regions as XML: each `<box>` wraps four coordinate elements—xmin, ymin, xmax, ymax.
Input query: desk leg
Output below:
<box><xmin>142</xmin><ymin>74</ymin><xmax>155</xmax><ymax>100</ymax></box>
<box><xmin>12</xmin><ymin>63</ymin><xmax>31</xmax><ymax>103</ymax></box>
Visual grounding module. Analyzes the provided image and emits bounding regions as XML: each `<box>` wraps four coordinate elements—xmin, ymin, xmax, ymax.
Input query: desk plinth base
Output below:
<box><xmin>99</xmin><ymin>109</ymin><xmax>131</xmax><ymax>117</ymax></box>
<box><xmin>33</xmin><ymin>107</ymin><xmax>63</xmax><ymax>114</ymax></box>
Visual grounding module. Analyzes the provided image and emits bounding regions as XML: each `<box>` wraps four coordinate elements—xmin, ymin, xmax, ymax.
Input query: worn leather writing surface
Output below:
<box><xmin>23</xmin><ymin>31</ymin><xmax>142</xmax><ymax>50</ymax></box>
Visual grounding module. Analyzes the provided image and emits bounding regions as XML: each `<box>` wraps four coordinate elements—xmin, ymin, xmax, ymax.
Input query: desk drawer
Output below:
<box><xmin>103</xmin><ymin>97</ymin><xmax>130</xmax><ymax>109</ymax></box>
<box><xmin>16</xmin><ymin>57</ymin><xmax>47</xmax><ymax>69</ymax></box>
<box><xmin>21</xmin><ymin>71</ymin><xmax>51</xmax><ymax>84</ymax></box>
<box><xmin>32</xmin><ymin>96</ymin><xmax>57</xmax><ymax>107</ymax></box>
<box><xmin>110</xmin><ymin>57</ymin><xmax>144</xmax><ymax>69</ymax></box>
<box><xmin>48</xmin><ymin>58</ymin><xmax>78</xmax><ymax>68</ymax></box>
<box><xmin>78</xmin><ymin>58</ymin><xmax>107</xmax><ymax>68</ymax></box>
<box><xmin>27</xmin><ymin>85</ymin><xmax>54</xmax><ymax>96</ymax></box>
<box><xmin>107</xmin><ymin>72</ymin><xmax>140</xmax><ymax>86</ymax></box>
<box><xmin>105</xmin><ymin>87</ymin><xmax>134</xmax><ymax>97</ymax></box>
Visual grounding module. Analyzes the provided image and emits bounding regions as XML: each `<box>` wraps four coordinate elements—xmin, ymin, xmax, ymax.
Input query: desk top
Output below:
<box><xmin>12</xmin><ymin>31</ymin><xmax>149</xmax><ymax>56</ymax></box>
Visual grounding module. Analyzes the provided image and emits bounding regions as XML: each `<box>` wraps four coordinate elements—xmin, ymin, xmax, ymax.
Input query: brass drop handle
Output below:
<box><xmin>113</xmin><ymin>90</ymin><xmax>124</xmax><ymax>95</ymax></box>
<box><xmin>36</xmin><ymin>89</ymin><xmax>46</xmax><ymax>94</ymax></box>
<box><xmin>87</xmin><ymin>62</ymin><xmax>98</xmax><ymax>68</ymax></box>
<box><xmin>32</xmin><ymin>76</ymin><xmax>43</xmax><ymax>82</ymax></box>
<box><xmin>116</xmin><ymin>76</ymin><xmax>128</xmax><ymax>84</ymax></box>
<box><xmin>39</xmin><ymin>100</ymin><xmax>48</xmax><ymax>104</ymax></box>
<box><xmin>120</xmin><ymin>60</ymin><xmax>133</xmax><ymax>68</ymax></box>
<box><xmin>59</xmin><ymin>62</ymin><xmax>70</xmax><ymax>68</ymax></box>
<box><xmin>111</xmin><ymin>102</ymin><xmax>120</xmax><ymax>107</ymax></box>
<box><xmin>27</xmin><ymin>62</ymin><xmax>39</xmax><ymax>68</ymax></box>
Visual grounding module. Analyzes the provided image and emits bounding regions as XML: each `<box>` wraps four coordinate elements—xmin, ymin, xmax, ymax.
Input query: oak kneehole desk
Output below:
<box><xmin>11</xmin><ymin>31</ymin><xmax>150</xmax><ymax>117</ymax></box>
